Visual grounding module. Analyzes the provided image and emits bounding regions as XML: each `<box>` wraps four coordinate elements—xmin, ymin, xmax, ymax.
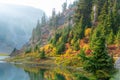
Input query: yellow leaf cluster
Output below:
<box><xmin>85</xmin><ymin>28</ymin><xmax>91</xmax><ymax>37</ymax></box>
<box><xmin>58</xmin><ymin>37</ymin><xmax>62</xmax><ymax>42</ymax></box>
<box><xmin>83</xmin><ymin>44</ymin><xmax>89</xmax><ymax>50</ymax></box>
<box><xmin>65</xmin><ymin>48</ymin><xmax>73</xmax><ymax>56</ymax></box>
<box><xmin>41</xmin><ymin>44</ymin><xmax>57</xmax><ymax>56</ymax></box>
<box><xmin>43</xmin><ymin>44</ymin><xmax>52</xmax><ymax>51</ymax></box>
<box><xmin>70</xmin><ymin>39</ymin><xmax>74</xmax><ymax>45</ymax></box>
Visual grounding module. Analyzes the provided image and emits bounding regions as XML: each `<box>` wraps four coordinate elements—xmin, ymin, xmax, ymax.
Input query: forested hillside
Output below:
<box><xmin>13</xmin><ymin>0</ymin><xmax>120</xmax><ymax>59</ymax></box>
<box><xmin>13</xmin><ymin>1</ymin><xmax>77</xmax><ymax>55</ymax></box>
<box><xmin>33</xmin><ymin>0</ymin><xmax>120</xmax><ymax>56</ymax></box>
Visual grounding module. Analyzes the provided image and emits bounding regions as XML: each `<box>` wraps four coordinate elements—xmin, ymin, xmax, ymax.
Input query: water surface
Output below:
<box><xmin>0</xmin><ymin>56</ymin><xmax>9</xmax><ymax>60</ymax></box>
<box><xmin>0</xmin><ymin>61</ymin><xmax>119</xmax><ymax>80</ymax></box>
<box><xmin>0</xmin><ymin>62</ymin><xmax>89</xmax><ymax>80</ymax></box>
<box><xmin>0</xmin><ymin>63</ymin><xmax>29</xmax><ymax>80</ymax></box>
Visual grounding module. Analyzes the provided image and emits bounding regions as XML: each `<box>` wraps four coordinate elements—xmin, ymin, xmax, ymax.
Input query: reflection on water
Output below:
<box><xmin>0</xmin><ymin>63</ymin><xmax>29</xmax><ymax>80</ymax></box>
<box><xmin>28</xmin><ymin>69</ymin><xmax>67</xmax><ymax>80</ymax></box>
<box><xmin>15</xmin><ymin>64</ymin><xmax>98</xmax><ymax>80</ymax></box>
<box><xmin>0</xmin><ymin>62</ymin><xmax>119</xmax><ymax>80</ymax></box>
<box><xmin>0</xmin><ymin>62</ymin><xmax>90</xmax><ymax>80</ymax></box>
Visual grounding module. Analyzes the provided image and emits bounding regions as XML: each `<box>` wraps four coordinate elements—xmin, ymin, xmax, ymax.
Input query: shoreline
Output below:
<box><xmin>4</xmin><ymin>56</ymin><xmax>120</xmax><ymax>70</ymax></box>
<box><xmin>4</xmin><ymin>56</ymin><xmax>84</xmax><ymax>70</ymax></box>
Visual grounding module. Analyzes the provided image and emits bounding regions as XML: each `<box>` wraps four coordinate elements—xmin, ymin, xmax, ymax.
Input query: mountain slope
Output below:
<box><xmin>0</xmin><ymin>4</ymin><xmax>44</xmax><ymax>54</ymax></box>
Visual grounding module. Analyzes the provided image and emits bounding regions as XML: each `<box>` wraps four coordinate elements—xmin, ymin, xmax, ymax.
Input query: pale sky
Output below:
<box><xmin>0</xmin><ymin>0</ymin><xmax>75</xmax><ymax>16</ymax></box>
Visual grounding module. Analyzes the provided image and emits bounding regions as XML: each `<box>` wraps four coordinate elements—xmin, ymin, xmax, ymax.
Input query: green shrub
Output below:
<box><xmin>39</xmin><ymin>50</ymin><xmax>45</xmax><ymax>59</ymax></box>
<box><xmin>25</xmin><ymin>47</ymin><xmax>32</xmax><ymax>54</ymax></box>
<box><xmin>56</xmin><ymin>42</ymin><xmax>65</xmax><ymax>54</ymax></box>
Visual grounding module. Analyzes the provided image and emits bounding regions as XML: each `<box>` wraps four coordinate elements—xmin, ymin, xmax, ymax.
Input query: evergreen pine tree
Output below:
<box><xmin>95</xmin><ymin>0</ymin><xmax>107</xmax><ymax>16</ymax></box>
<box><xmin>73</xmin><ymin>0</ymin><xmax>92</xmax><ymax>39</ymax></box>
<box><xmin>107</xmin><ymin>30</ymin><xmax>114</xmax><ymax>44</ymax></box>
<box><xmin>73</xmin><ymin>40</ymin><xmax>80</xmax><ymax>51</ymax></box>
<box><xmin>51</xmin><ymin>32</ymin><xmax>61</xmax><ymax>46</ymax></box>
<box><xmin>39</xmin><ymin>50</ymin><xmax>45</xmax><ymax>59</ymax></box>
<box><xmin>52</xmin><ymin>8</ymin><xmax>57</xmax><ymax>29</ymax></box>
<box><xmin>56</xmin><ymin>41</ymin><xmax>65</xmax><ymax>54</ymax></box>
<box><xmin>98</xmin><ymin>1</ymin><xmax>108</xmax><ymax>24</ymax></box>
<box><xmin>112</xmin><ymin>0</ymin><xmax>120</xmax><ymax>34</ymax></box>
<box><xmin>62</xmin><ymin>2</ymin><xmax>67</xmax><ymax>12</ymax></box>
<box><xmin>82</xmin><ymin>29</ymin><xmax>114</xmax><ymax>79</ymax></box>
<box><xmin>97</xmin><ymin>1</ymin><xmax>115</xmax><ymax>36</ymax></box>
<box><xmin>73</xmin><ymin>16</ymin><xmax>85</xmax><ymax>39</ymax></box>
<box><xmin>74</xmin><ymin>0</ymin><xmax>92</xmax><ymax>26</ymax></box>
<box><xmin>41</xmin><ymin>13</ymin><xmax>47</xmax><ymax>26</ymax></box>
<box><xmin>116</xmin><ymin>29</ymin><xmax>120</xmax><ymax>49</ymax></box>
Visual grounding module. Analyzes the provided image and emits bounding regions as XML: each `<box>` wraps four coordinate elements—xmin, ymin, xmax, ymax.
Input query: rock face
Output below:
<box><xmin>0</xmin><ymin>4</ymin><xmax>44</xmax><ymax>54</ymax></box>
<box><xmin>9</xmin><ymin>48</ymin><xmax>22</xmax><ymax>57</ymax></box>
<box><xmin>28</xmin><ymin>7</ymin><xmax>75</xmax><ymax>48</ymax></box>
<box><xmin>115</xmin><ymin>58</ymin><xmax>120</xmax><ymax>68</ymax></box>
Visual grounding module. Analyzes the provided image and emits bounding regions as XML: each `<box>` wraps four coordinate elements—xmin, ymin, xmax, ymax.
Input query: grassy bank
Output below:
<box><xmin>5</xmin><ymin>54</ymin><xmax>84</xmax><ymax>69</ymax></box>
<box><xmin>0</xmin><ymin>53</ymin><xmax>9</xmax><ymax>56</ymax></box>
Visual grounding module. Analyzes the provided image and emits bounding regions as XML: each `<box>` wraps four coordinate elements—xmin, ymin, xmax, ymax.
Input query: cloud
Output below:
<box><xmin>0</xmin><ymin>0</ymin><xmax>75</xmax><ymax>16</ymax></box>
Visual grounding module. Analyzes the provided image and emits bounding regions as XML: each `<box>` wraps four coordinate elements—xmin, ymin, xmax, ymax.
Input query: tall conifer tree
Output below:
<box><xmin>82</xmin><ymin>29</ymin><xmax>114</xmax><ymax>79</ymax></box>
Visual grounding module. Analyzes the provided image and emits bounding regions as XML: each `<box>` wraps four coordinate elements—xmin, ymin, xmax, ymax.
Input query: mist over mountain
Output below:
<box><xmin>0</xmin><ymin>4</ymin><xmax>44</xmax><ymax>54</ymax></box>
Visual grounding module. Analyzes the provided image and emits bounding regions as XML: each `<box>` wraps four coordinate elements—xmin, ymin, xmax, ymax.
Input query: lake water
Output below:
<box><xmin>0</xmin><ymin>57</ymin><xmax>119</xmax><ymax>80</ymax></box>
<box><xmin>0</xmin><ymin>62</ymin><xmax>87</xmax><ymax>80</ymax></box>
<box><xmin>0</xmin><ymin>56</ymin><xmax>9</xmax><ymax>60</ymax></box>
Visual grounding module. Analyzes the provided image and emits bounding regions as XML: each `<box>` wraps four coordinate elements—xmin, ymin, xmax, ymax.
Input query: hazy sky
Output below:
<box><xmin>0</xmin><ymin>0</ymin><xmax>75</xmax><ymax>16</ymax></box>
